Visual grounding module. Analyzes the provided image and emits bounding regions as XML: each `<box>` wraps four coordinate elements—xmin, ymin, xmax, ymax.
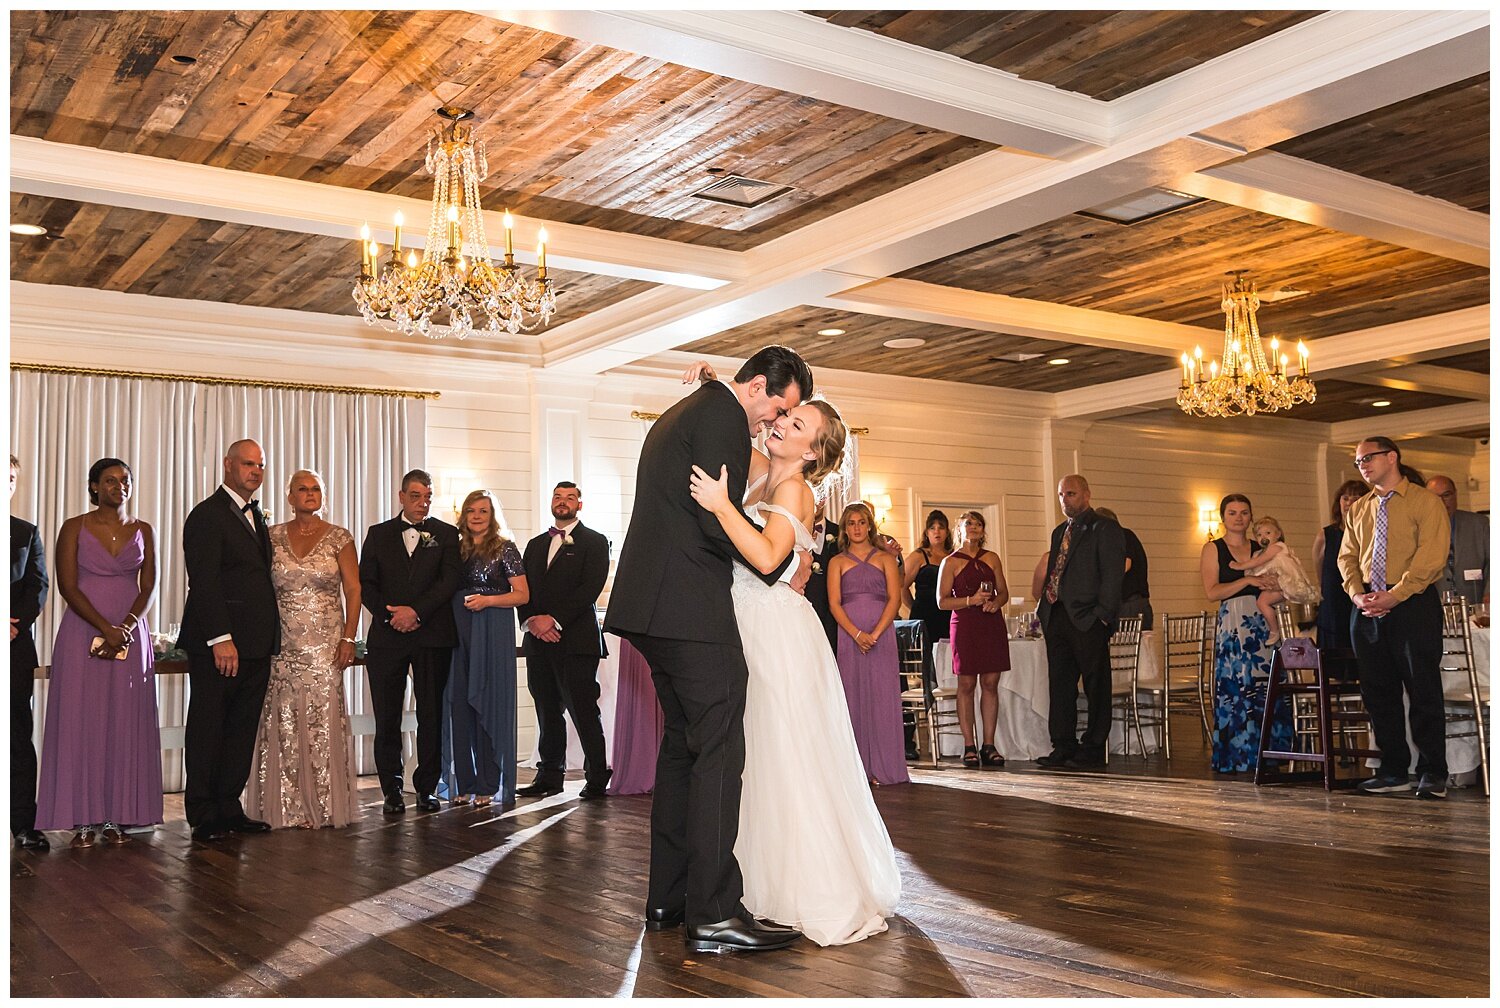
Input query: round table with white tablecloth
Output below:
<box><xmin>932</xmin><ymin>632</ymin><xmax>1165</xmax><ymax>760</ymax></box>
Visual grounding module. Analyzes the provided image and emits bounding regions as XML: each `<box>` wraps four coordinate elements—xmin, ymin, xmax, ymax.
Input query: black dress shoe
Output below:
<box><xmin>685</xmin><ymin>916</ymin><xmax>802</xmax><ymax>953</ymax></box>
<box><xmin>516</xmin><ymin>780</ymin><xmax>564</xmax><ymax>798</ymax></box>
<box><xmin>645</xmin><ymin>906</ymin><xmax>686</xmax><ymax>931</ymax></box>
<box><xmin>579</xmin><ymin>781</ymin><xmax>609</xmax><ymax>800</ymax></box>
<box><xmin>1063</xmin><ymin>748</ymin><xmax>1105</xmax><ymax>769</ymax></box>
<box><xmin>229</xmin><ymin>817</ymin><xmax>272</xmax><ymax>833</ymax></box>
<box><xmin>13</xmin><ymin>829</ymin><xmax>49</xmax><ymax>851</ymax></box>
<box><xmin>1036</xmin><ymin>750</ymin><xmax>1074</xmax><ymax>768</ymax></box>
<box><xmin>383</xmin><ymin>794</ymin><xmax>406</xmax><ymax>814</ymax></box>
<box><xmin>191</xmin><ymin>825</ymin><xmax>229</xmax><ymax>842</ymax></box>
<box><xmin>415</xmin><ymin>794</ymin><xmax>441</xmax><ymax>812</ymax></box>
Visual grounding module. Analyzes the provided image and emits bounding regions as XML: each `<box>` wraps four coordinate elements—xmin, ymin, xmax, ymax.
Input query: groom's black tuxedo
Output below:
<box><xmin>605</xmin><ymin>381</ymin><xmax>793</xmax><ymax>928</ymax></box>
<box><xmin>178</xmin><ymin>486</ymin><xmax>281</xmax><ymax>830</ymax></box>
<box><xmin>360</xmin><ymin>514</ymin><xmax>461</xmax><ymax>798</ymax></box>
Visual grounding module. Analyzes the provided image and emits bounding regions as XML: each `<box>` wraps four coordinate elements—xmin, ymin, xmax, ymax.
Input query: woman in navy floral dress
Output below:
<box><xmin>1199</xmin><ymin>493</ymin><xmax>1293</xmax><ymax>773</ymax></box>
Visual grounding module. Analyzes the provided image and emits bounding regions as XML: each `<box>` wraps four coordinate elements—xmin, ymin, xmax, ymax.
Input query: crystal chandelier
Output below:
<box><xmin>1177</xmin><ymin>271</ymin><xmax>1316</xmax><ymax>417</ymax></box>
<box><xmin>352</xmin><ymin>107</ymin><xmax>557</xmax><ymax>339</ymax></box>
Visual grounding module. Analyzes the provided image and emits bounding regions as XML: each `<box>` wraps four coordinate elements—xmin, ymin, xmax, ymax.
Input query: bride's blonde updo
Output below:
<box><xmin>801</xmin><ymin>399</ymin><xmax>848</xmax><ymax>487</ymax></box>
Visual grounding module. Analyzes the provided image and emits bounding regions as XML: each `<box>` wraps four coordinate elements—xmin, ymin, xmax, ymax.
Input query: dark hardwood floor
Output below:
<box><xmin>11</xmin><ymin>715</ymin><xmax>1488</xmax><ymax>997</ymax></box>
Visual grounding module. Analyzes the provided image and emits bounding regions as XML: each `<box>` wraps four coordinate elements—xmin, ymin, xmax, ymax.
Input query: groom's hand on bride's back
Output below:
<box><xmin>789</xmin><ymin>549</ymin><xmax>813</xmax><ymax>594</ymax></box>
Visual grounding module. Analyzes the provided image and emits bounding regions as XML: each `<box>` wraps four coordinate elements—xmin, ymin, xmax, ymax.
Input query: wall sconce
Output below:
<box><xmin>868</xmin><ymin>492</ymin><xmax>894</xmax><ymax>529</ymax></box>
<box><xmin>438</xmin><ymin>471</ymin><xmax>474</xmax><ymax>520</ymax></box>
<box><xmin>1198</xmin><ymin>505</ymin><xmax>1221</xmax><ymax>542</ymax></box>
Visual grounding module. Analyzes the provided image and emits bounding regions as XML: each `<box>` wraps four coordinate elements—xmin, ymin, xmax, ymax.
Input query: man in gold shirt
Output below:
<box><xmin>1337</xmin><ymin>436</ymin><xmax>1451</xmax><ymax>799</ymax></box>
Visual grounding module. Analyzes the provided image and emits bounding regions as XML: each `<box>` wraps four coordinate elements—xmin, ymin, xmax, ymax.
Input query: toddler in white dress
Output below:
<box><xmin>1229</xmin><ymin>516</ymin><xmax>1319</xmax><ymax>640</ymax></box>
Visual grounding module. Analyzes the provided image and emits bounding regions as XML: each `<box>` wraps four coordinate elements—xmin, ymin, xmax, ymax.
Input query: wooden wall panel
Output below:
<box><xmin>10</xmin><ymin>10</ymin><xmax>991</xmax><ymax>251</ymax></box>
<box><xmin>810</xmin><ymin>11</ymin><xmax>1319</xmax><ymax>100</ymax></box>
<box><xmin>1273</xmin><ymin>76</ymin><xmax>1489</xmax><ymax>212</ymax></box>
<box><xmin>9</xmin><ymin>194</ymin><xmax>652</xmax><ymax>326</ymax></box>
<box><xmin>899</xmin><ymin>202</ymin><xmax>1489</xmax><ymax>341</ymax></box>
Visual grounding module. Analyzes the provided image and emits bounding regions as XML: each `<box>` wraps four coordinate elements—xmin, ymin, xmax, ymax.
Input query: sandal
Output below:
<box><xmin>979</xmin><ymin>745</ymin><xmax>1005</xmax><ymax>768</ymax></box>
<box><xmin>962</xmin><ymin>746</ymin><xmax>980</xmax><ymax>767</ymax></box>
<box><xmin>474</xmin><ymin>795</ymin><xmax>492</xmax><ymax>807</ymax></box>
<box><xmin>451</xmin><ymin>794</ymin><xmax>472</xmax><ymax>806</ymax></box>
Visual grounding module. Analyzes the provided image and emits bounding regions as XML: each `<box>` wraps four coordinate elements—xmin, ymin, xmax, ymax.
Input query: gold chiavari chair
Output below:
<box><xmin>1105</xmin><ymin>616</ymin><xmax>1145</xmax><ymax>758</ymax></box>
<box><xmin>1160</xmin><ymin>612</ymin><xmax>1210</xmax><ymax>759</ymax></box>
<box><xmin>1441</xmin><ymin>597</ymin><xmax>1488</xmax><ymax>796</ymax></box>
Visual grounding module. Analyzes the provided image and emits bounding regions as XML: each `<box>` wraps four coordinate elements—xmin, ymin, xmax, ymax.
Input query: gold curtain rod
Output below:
<box><xmin>10</xmin><ymin>362</ymin><xmax>440</xmax><ymax>400</ymax></box>
<box><xmin>631</xmin><ymin>409</ymin><xmax>868</xmax><ymax>435</ymax></box>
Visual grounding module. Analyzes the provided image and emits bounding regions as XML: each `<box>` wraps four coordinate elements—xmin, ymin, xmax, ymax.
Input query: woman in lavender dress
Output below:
<box><xmin>443</xmin><ymin>490</ymin><xmax>529</xmax><ymax>807</ymax></box>
<box><xmin>36</xmin><ymin>458</ymin><xmax>163</xmax><ymax>847</ymax></box>
<box><xmin>828</xmin><ymin>501</ymin><xmax>910</xmax><ymax>786</ymax></box>
<box><xmin>605</xmin><ymin>639</ymin><xmax>663</xmax><ymax>795</ymax></box>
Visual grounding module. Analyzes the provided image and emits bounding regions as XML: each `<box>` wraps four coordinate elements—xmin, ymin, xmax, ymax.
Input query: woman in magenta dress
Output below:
<box><xmin>36</xmin><ymin>458</ymin><xmax>163</xmax><ymax>847</ymax></box>
<box><xmin>605</xmin><ymin>638</ymin><xmax>664</xmax><ymax>795</ymax></box>
<box><xmin>828</xmin><ymin>501</ymin><xmax>909</xmax><ymax>785</ymax></box>
<box><xmin>937</xmin><ymin>510</ymin><xmax>1011</xmax><ymax>768</ymax></box>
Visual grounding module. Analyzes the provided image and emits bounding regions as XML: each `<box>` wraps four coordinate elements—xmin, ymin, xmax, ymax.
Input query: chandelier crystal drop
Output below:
<box><xmin>352</xmin><ymin>107</ymin><xmax>557</xmax><ymax>339</ymax></box>
<box><xmin>1176</xmin><ymin>270</ymin><xmax>1316</xmax><ymax>417</ymax></box>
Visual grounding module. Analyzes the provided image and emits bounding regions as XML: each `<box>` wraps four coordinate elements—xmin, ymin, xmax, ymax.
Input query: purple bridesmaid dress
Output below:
<box><xmin>835</xmin><ymin>550</ymin><xmax>910</xmax><ymax>785</ymax></box>
<box><xmin>36</xmin><ymin>528</ymin><xmax>163</xmax><ymax>829</ymax></box>
<box><xmin>605</xmin><ymin>638</ymin><xmax>663</xmax><ymax>795</ymax></box>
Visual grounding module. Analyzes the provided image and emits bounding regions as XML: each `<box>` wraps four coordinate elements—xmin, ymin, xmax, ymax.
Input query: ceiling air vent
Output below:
<box><xmin>690</xmin><ymin>174</ymin><xmax>793</xmax><ymax>208</ymax></box>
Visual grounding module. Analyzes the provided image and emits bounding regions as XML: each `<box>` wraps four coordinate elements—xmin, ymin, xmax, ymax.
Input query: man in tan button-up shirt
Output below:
<box><xmin>1337</xmin><ymin>436</ymin><xmax>1450</xmax><ymax>799</ymax></box>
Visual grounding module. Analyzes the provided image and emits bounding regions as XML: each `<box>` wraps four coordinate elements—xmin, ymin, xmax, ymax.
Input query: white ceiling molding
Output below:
<box><xmin>479</xmin><ymin>9</ymin><xmax>1109</xmax><ymax>156</ymax></box>
<box><xmin>1328</xmin><ymin>401</ymin><xmax>1491</xmax><ymax>444</ymax></box>
<box><xmin>9</xmin><ymin>136</ymin><xmax>742</xmax><ymax>290</ymax></box>
<box><xmin>813</xmin><ymin>278</ymin><xmax>1213</xmax><ymax>358</ymax></box>
<box><xmin>1350</xmin><ymin>364</ymin><xmax>1489</xmax><ymax>401</ymax></box>
<box><xmin>1176</xmin><ymin>151</ymin><xmax>1489</xmax><ymax>267</ymax></box>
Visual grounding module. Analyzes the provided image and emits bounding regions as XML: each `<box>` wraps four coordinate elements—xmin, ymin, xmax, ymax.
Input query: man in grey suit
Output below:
<box><xmin>1426</xmin><ymin>475</ymin><xmax>1488</xmax><ymax>606</ymax></box>
<box><xmin>1036</xmin><ymin>474</ymin><xmax>1126</xmax><ymax>770</ymax></box>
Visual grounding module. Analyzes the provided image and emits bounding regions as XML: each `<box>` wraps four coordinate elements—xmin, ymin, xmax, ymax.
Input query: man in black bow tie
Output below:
<box><xmin>178</xmin><ymin>439</ymin><xmax>280</xmax><ymax>841</ymax></box>
<box><xmin>359</xmin><ymin>469</ymin><xmax>461</xmax><ymax>813</ymax></box>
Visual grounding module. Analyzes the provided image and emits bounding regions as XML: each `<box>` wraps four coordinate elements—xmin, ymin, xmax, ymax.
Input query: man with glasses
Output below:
<box><xmin>1425</xmin><ymin>474</ymin><xmax>1488</xmax><ymax>607</ymax></box>
<box><xmin>1337</xmin><ymin>437</ymin><xmax>1451</xmax><ymax>799</ymax></box>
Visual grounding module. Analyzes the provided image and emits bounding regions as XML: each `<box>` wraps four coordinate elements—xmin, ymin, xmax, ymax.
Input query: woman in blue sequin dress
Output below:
<box><xmin>443</xmin><ymin>490</ymin><xmax>529</xmax><ymax>807</ymax></box>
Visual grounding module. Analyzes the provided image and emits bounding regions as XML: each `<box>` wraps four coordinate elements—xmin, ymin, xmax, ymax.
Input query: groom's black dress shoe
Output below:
<box><xmin>415</xmin><ymin>794</ymin><xmax>441</xmax><ymax>812</ymax></box>
<box><xmin>516</xmin><ymin>779</ymin><xmax>564</xmax><ymax>798</ymax></box>
<box><xmin>228</xmin><ymin>817</ymin><xmax>271</xmax><ymax>834</ymax></box>
<box><xmin>645</xmin><ymin>907</ymin><xmax>685</xmax><ymax>931</ymax></box>
<box><xmin>191</xmin><ymin>825</ymin><xmax>229</xmax><ymax>842</ymax></box>
<box><xmin>383</xmin><ymin>794</ymin><xmax>406</xmax><ymax>814</ymax></box>
<box><xmin>684</xmin><ymin>916</ymin><xmax>802</xmax><ymax>953</ymax></box>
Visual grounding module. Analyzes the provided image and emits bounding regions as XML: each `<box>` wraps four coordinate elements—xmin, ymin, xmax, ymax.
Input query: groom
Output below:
<box><xmin>606</xmin><ymin>345</ymin><xmax>813</xmax><ymax>953</ymax></box>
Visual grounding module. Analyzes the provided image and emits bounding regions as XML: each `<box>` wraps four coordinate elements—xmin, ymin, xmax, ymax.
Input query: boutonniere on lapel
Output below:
<box><xmin>562</xmin><ymin>534</ymin><xmax>575</xmax><ymax>547</ymax></box>
<box><xmin>416</xmin><ymin>530</ymin><xmax>438</xmax><ymax>550</ymax></box>
<box><xmin>811</xmin><ymin>561</ymin><xmax>822</xmax><ymax>574</ymax></box>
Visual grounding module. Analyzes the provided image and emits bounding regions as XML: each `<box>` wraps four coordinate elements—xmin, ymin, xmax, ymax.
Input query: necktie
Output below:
<box><xmin>1044</xmin><ymin>520</ymin><xmax>1073</xmax><ymax>604</ymax></box>
<box><xmin>1370</xmin><ymin>492</ymin><xmax>1392</xmax><ymax>590</ymax></box>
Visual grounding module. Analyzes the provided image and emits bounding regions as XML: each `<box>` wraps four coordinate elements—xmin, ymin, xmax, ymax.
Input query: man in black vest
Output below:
<box><xmin>360</xmin><ymin>469</ymin><xmax>461</xmax><ymax>813</ymax></box>
<box><xmin>517</xmin><ymin>481</ymin><xmax>611</xmax><ymax>799</ymax></box>
<box><xmin>10</xmin><ymin>455</ymin><xmax>49</xmax><ymax>850</ymax></box>
<box><xmin>1036</xmin><ymin>474</ymin><xmax>1125</xmax><ymax>771</ymax></box>
<box><xmin>606</xmin><ymin>345</ymin><xmax>811</xmax><ymax>954</ymax></box>
<box><xmin>178</xmin><ymin>439</ymin><xmax>281</xmax><ymax>841</ymax></box>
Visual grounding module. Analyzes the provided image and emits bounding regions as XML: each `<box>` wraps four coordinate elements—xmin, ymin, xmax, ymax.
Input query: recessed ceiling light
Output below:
<box><xmin>170</xmin><ymin>54</ymin><xmax>197</xmax><ymax>65</ymax></box>
<box><xmin>1076</xmin><ymin>188</ymin><xmax>1204</xmax><ymax>225</ymax></box>
<box><xmin>882</xmin><ymin>337</ymin><xmax>925</xmax><ymax>349</ymax></box>
<box><xmin>9</xmin><ymin>224</ymin><xmax>46</xmax><ymax>237</ymax></box>
<box><xmin>1048</xmin><ymin>358</ymin><xmax>1070</xmax><ymax>366</ymax></box>
<box><xmin>1371</xmin><ymin>399</ymin><xmax>1392</xmax><ymax>408</ymax></box>
<box><xmin>817</xmin><ymin>328</ymin><xmax>845</xmax><ymax>337</ymax></box>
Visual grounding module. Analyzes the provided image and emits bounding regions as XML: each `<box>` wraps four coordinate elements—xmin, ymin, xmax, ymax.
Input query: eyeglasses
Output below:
<box><xmin>1353</xmin><ymin>449</ymin><xmax>1394</xmax><ymax>467</ymax></box>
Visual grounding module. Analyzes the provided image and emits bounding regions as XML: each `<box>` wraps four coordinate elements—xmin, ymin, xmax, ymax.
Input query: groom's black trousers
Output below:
<box><xmin>625</xmin><ymin>633</ymin><xmax>749</xmax><ymax>928</ymax></box>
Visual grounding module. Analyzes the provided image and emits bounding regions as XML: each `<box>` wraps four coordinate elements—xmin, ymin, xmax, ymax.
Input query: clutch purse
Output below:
<box><xmin>89</xmin><ymin>637</ymin><xmax>130</xmax><ymax>661</ymax></box>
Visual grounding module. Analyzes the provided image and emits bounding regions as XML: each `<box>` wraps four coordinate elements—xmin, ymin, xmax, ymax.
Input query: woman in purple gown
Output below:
<box><xmin>828</xmin><ymin>501</ymin><xmax>909</xmax><ymax>785</ymax></box>
<box><xmin>937</xmin><ymin>510</ymin><xmax>1011</xmax><ymax>768</ymax></box>
<box><xmin>36</xmin><ymin>458</ymin><xmax>163</xmax><ymax>846</ymax></box>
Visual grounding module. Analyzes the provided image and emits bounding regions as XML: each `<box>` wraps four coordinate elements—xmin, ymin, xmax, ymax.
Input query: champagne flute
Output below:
<box><xmin>978</xmin><ymin>580</ymin><xmax>994</xmax><ymax>607</ymax></box>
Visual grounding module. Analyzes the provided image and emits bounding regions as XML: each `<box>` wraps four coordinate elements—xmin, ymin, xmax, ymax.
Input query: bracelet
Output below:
<box><xmin>340</xmin><ymin>637</ymin><xmax>355</xmax><ymax>644</ymax></box>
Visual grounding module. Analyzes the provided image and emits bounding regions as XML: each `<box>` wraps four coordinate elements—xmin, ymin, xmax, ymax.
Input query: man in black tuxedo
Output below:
<box><xmin>606</xmin><ymin>345</ymin><xmax>812</xmax><ymax>954</ymax></box>
<box><xmin>10</xmin><ymin>455</ymin><xmax>49</xmax><ymax>851</ymax></box>
<box><xmin>802</xmin><ymin>500</ymin><xmax>841</xmax><ymax>653</ymax></box>
<box><xmin>178</xmin><ymin>439</ymin><xmax>280</xmax><ymax>841</ymax></box>
<box><xmin>516</xmin><ymin>481</ymin><xmax>611</xmax><ymax>799</ymax></box>
<box><xmin>360</xmin><ymin>468</ymin><xmax>461</xmax><ymax>813</ymax></box>
<box><xmin>1037</xmin><ymin>474</ymin><xmax>1126</xmax><ymax>771</ymax></box>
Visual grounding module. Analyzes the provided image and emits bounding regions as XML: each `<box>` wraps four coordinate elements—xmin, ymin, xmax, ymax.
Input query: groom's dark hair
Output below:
<box><xmin>735</xmin><ymin>345</ymin><xmax>813</xmax><ymax>401</ymax></box>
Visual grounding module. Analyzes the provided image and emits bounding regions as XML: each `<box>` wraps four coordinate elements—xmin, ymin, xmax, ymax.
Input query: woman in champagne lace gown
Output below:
<box><xmin>247</xmin><ymin>470</ymin><xmax>362</xmax><ymax>829</ymax></box>
<box><xmin>690</xmin><ymin>400</ymin><xmax>901</xmax><ymax>947</ymax></box>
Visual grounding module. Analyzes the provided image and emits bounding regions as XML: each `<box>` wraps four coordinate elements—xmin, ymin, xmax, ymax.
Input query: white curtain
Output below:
<box><xmin>10</xmin><ymin>368</ymin><xmax>422</xmax><ymax>787</ymax></box>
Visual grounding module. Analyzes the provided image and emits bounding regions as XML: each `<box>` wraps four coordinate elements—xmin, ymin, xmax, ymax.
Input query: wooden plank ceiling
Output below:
<box><xmin>1273</xmin><ymin>75</ymin><xmax>1490</xmax><ymax>212</ymax></box>
<box><xmin>681</xmin><ymin>306</ymin><xmax>1168</xmax><ymax>392</ymax></box>
<box><xmin>9</xmin><ymin>194</ymin><xmax>652</xmax><ymax>325</ymax></box>
<box><xmin>808</xmin><ymin>10</ymin><xmax>1320</xmax><ymax>100</ymax></box>
<box><xmin>1253</xmin><ymin>378</ymin><xmax>1468</xmax><ymax>425</ymax></box>
<box><xmin>9</xmin><ymin>9</ymin><xmax>989</xmax><ymax>252</ymax></box>
<box><xmin>898</xmin><ymin>201</ymin><xmax>1489</xmax><ymax>342</ymax></box>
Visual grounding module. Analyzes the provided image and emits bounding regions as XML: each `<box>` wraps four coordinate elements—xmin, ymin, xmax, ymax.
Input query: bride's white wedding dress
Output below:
<box><xmin>733</xmin><ymin>500</ymin><xmax>902</xmax><ymax>946</ymax></box>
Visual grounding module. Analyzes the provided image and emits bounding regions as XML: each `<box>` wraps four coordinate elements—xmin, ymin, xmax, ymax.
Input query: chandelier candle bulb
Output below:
<box><xmin>1280</xmin><ymin>353</ymin><xmax>1289</xmax><ymax>375</ymax></box>
<box><xmin>447</xmin><ymin>205</ymin><xmax>459</xmax><ymax>253</ymax></box>
<box><xmin>503</xmin><ymin>211</ymin><xmax>514</xmax><ymax>259</ymax></box>
<box><xmin>359</xmin><ymin>222</ymin><xmax>371</xmax><ymax>274</ymax></box>
<box><xmin>537</xmin><ymin>227</ymin><xmax>548</xmax><ymax>279</ymax></box>
<box><xmin>1297</xmin><ymin>341</ymin><xmax>1309</xmax><ymax>374</ymax></box>
<box><xmin>393</xmin><ymin>211</ymin><xmax>402</xmax><ymax>254</ymax></box>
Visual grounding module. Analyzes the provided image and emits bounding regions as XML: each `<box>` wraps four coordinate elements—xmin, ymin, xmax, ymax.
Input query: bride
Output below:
<box><xmin>688</xmin><ymin>396</ymin><xmax>902</xmax><ymax>947</ymax></box>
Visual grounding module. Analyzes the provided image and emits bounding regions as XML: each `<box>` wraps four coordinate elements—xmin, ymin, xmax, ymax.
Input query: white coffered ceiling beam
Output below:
<box><xmin>1175</xmin><ymin>151</ymin><xmax>1489</xmax><ymax>267</ymax></box>
<box><xmin>481</xmin><ymin>9</ymin><xmax>1109</xmax><ymax>157</ymax></box>
<box><xmin>1343</xmin><ymin>364</ymin><xmax>1490</xmax><ymax>401</ymax></box>
<box><xmin>812</xmin><ymin>278</ymin><xmax>1208</xmax><ymax>358</ymax></box>
<box><xmin>1053</xmin><ymin>306</ymin><xmax>1491</xmax><ymax>420</ymax></box>
<box><xmin>9</xmin><ymin>136</ymin><xmax>742</xmax><ymax>290</ymax></box>
<box><xmin>1328</xmin><ymin>401</ymin><xmax>1491</xmax><ymax>444</ymax></box>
